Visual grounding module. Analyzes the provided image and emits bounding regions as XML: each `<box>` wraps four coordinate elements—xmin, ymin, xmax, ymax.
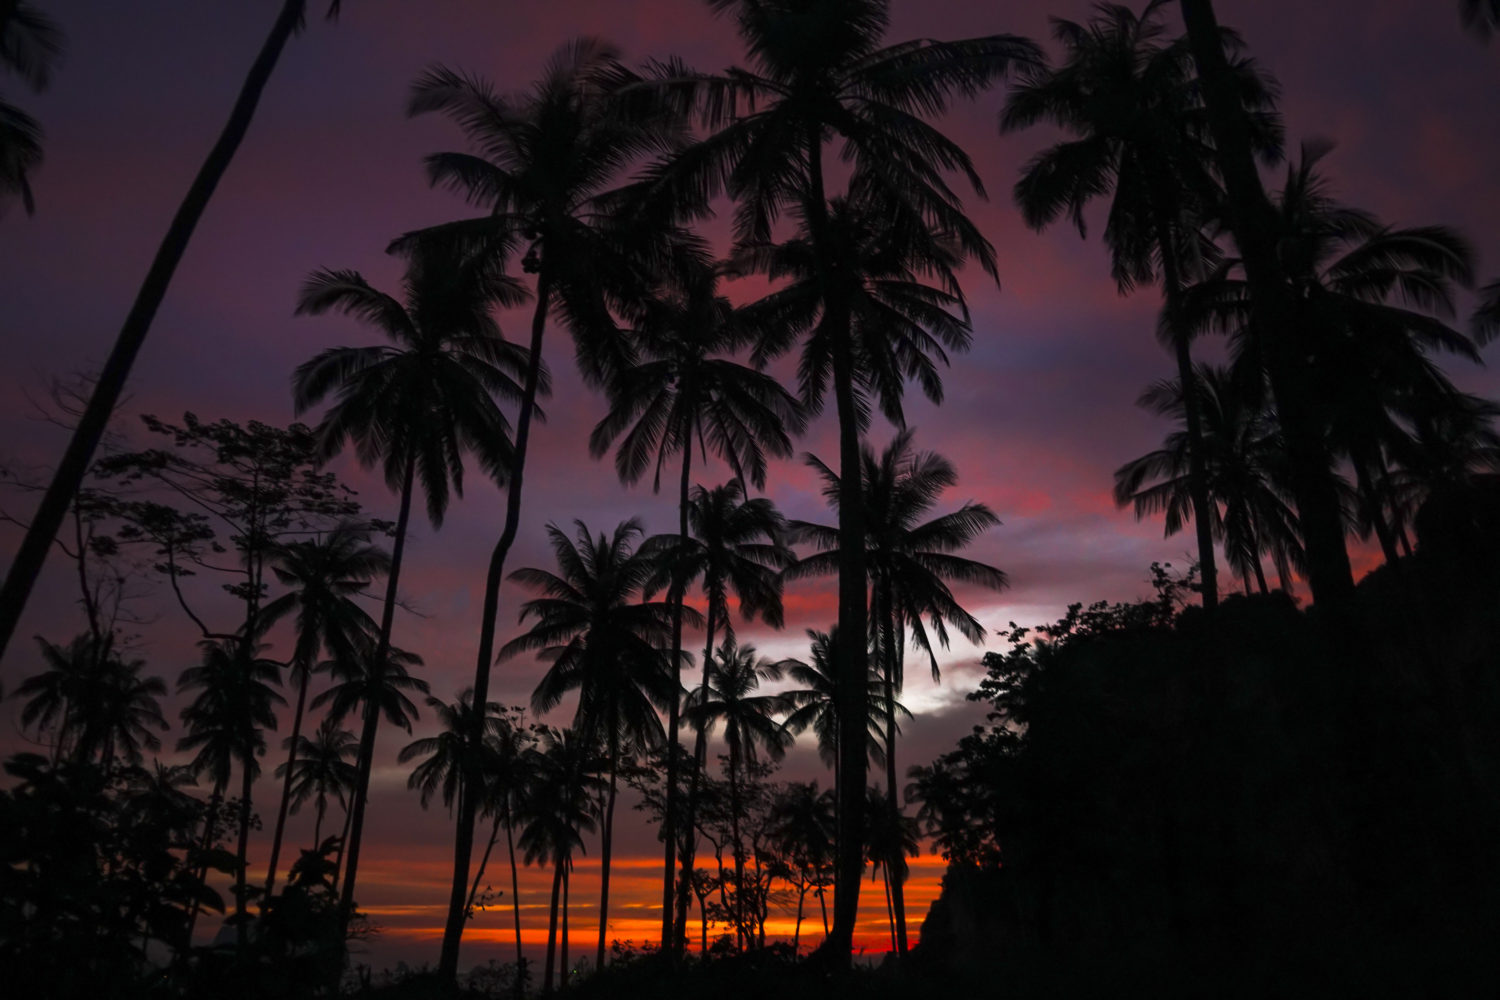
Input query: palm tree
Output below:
<box><xmin>176</xmin><ymin>637</ymin><xmax>284</xmax><ymax>944</ymax></box>
<box><xmin>0</xmin><ymin>1</ymin><xmax>344</xmax><ymax>661</ymax></box>
<box><xmin>403</xmin><ymin>40</ymin><xmax>692</xmax><ymax>978</ymax></box>
<box><xmin>789</xmin><ymin>430</ymin><xmax>1006</xmax><ymax>953</ymax></box>
<box><xmin>517</xmin><ymin>727</ymin><xmax>602</xmax><ymax>995</ymax></box>
<box><xmin>293</xmin><ymin>235</ymin><xmax>529</xmax><ymax>921</ymax></box>
<box><xmin>1000</xmin><ymin>0</ymin><xmax>1284</xmax><ymax>610</ymax></box>
<box><xmin>309</xmin><ymin>638</ymin><xmax>430</xmax><ymax>887</ymax></box>
<box><xmin>589</xmin><ymin>263</ymin><xmax>804</xmax><ymax>947</ymax></box>
<box><xmin>1177</xmin><ymin>0</ymin><xmax>1358</xmax><ymax>619</ymax></box>
<box><xmin>0</xmin><ymin>1</ymin><xmax>62</xmax><ymax>215</ymax></box>
<box><xmin>864</xmin><ymin>785</ymin><xmax>919</xmax><ymax>952</ymax></box>
<box><xmin>275</xmin><ymin>717</ymin><xmax>359</xmax><ymax>852</ymax></box>
<box><xmin>657</xmin><ymin>480</ymin><xmax>792</xmax><ymax>946</ymax></box>
<box><xmin>684</xmin><ymin>640</ymin><xmax>791</xmax><ymax>949</ymax></box>
<box><xmin>1116</xmin><ymin>365</ymin><xmax>1303</xmax><ymax>594</ymax></box>
<box><xmin>780</xmin><ymin>627</ymin><xmax>897</xmax><ymax>799</ymax></box>
<box><xmin>20</xmin><ymin>634</ymin><xmax>169</xmax><ymax>769</ymax></box>
<box><xmin>259</xmin><ymin>522</ymin><xmax>389</xmax><ymax>899</ymax></box>
<box><xmin>399</xmin><ymin>692</ymin><xmax>507</xmax><ymax>832</ymax></box>
<box><xmin>1186</xmin><ymin>146</ymin><xmax>1481</xmax><ymax>570</ymax></box>
<box><xmin>648</xmin><ymin>3</ymin><xmax>1039</xmax><ymax>955</ymax></box>
<box><xmin>464</xmin><ymin>715</ymin><xmax>538</xmax><ymax>971</ymax></box>
<box><xmin>502</xmin><ymin>519</ymin><xmax>683</xmax><ymax>971</ymax></box>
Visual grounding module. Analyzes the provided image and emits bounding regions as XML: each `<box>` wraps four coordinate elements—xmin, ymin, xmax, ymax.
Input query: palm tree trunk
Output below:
<box><xmin>183</xmin><ymin>785</ymin><xmax>225</xmax><ymax>955</ymax></box>
<box><xmin>1179</xmin><ymin>0</ymin><xmax>1356</xmax><ymax>619</ymax></box>
<box><xmin>560</xmin><ymin>865</ymin><xmax>571</xmax><ymax>988</ymax></box>
<box><xmin>596</xmin><ymin>734</ymin><xmax>620</xmax><ymax>971</ymax></box>
<box><xmin>675</xmin><ymin>593</ymin><xmax>720</xmax><ymax>946</ymax></box>
<box><xmin>507</xmin><ymin>817</ymin><xmax>524</xmax><ymax>970</ymax></box>
<box><xmin>264</xmin><ymin>655</ymin><xmax>312</xmax><ymax>901</ymax></box>
<box><xmin>340</xmin><ymin>453</ymin><xmax>416</xmax><ymax>921</ymax></box>
<box><xmin>1151</xmin><ymin>193</ymin><xmax>1220</xmax><ymax>610</ymax></box>
<box><xmin>661</xmin><ymin>442</ymin><xmax>692</xmax><ymax>954</ymax></box>
<box><xmin>828</xmin><ymin>312</ymin><xmax>869</xmax><ymax>965</ymax></box>
<box><xmin>333</xmin><ymin>799</ymin><xmax>354</xmax><ymax>891</ymax></box>
<box><xmin>313</xmin><ymin>795</ymin><xmax>326</xmax><ymax>848</ymax></box>
<box><xmin>235</xmin><ymin>746</ymin><xmax>254</xmax><ymax>953</ymax></box>
<box><xmin>441</xmin><ymin>275</ymin><xmax>551</xmax><ymax>983</ymax></box>
<box><xmin>0</xmin><ymin>0</ymin><xmax>311</xmax><ymax>663</ymax></box>
<box><xmin>878</xmin><ymin>583</ymin><xmax>909</xmax><ymax>958</ymax></box>
<box><xmin>793</xmin><ymin>881</ymin><xmax>806</xmax><ymax>952</ymax></box>
<box><xmin>882</xmin><ymin>866</ymin><xmax>896</xmax><ymax>954</ymax></box>
<box><xmin>467</xmin><ymin>813</ymin><xmax>503</xmax><ymax>915</ymax></box>
<box><xmin>728</xmin><ymin>738</ymin><xmax>744</xmax><ymax>951</ymax></box>
<box><xmin>544</xmin><ymin>859</ymin><xmax>563</xmax><ymax>994</ymax></box>
<box><xmin>1353</xmin><ymin>452</ymin><xmax>1402</xmax><ymax>568</ymax></box>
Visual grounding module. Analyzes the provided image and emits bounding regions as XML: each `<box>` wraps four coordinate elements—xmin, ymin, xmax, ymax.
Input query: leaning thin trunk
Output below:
<box><xmin>675</xmin><ymin>593</ymin><xmax>720</xmax><ymax>945</ymax></box>
<box><xmin>340</xmin><ymin>454</ymin><xmax>416</xmax><ymax>921</ymax></box>
<box><xmin>332</xmin><ymin>800</ymin><xmax>353</xmax><ymax>891</ymax></box>
<box><xmin>313</xmin><ymin>795</ymin><xmax>326</xmax><ymax>848</ymax></box>
<box><xmin>507</xmin><ymin>817</ymin><xmax>524</xmax><ymax>970</ymax></box>
<box><xmin>596</xmin><ymin>734</ymin><xmax>620</xmax><ymax>971</ymax></box>
<box><xmin>467</xmin><ymin>813</ymin><xmax>503</xmax><ymax>915</ymax></box>
<box><xmin>882</xmin><ymin>866</ymin><xmax>896</xmax><ymax>954</ymax></box>
<box><xmin>0</xmin><ymin>0</ymin><xmax>310</xmax><ymax>662</ymax></box>
<box><xmin>543</xmin><ymin>858</ymin><xmax>563</xmax><ymax>995</ymax></box>
<box><xmin>183</xmin><ymin>784</ymin><xmax>225</xmax><ymax>954</ymax></box>
<box><xmin>235</xmin><ymin>747</ymin><xmax>254</xmax><ymax>953</ymax></box>
<box><xmin>440</xmin><ymin>275</ymin><xmax>550</xmax><ymax>983</ymax></box>
<box><xmin>265</xmin><ymin>654</ymin><xmax>313</xmax><ymax>901</ymax></box>
<box><xmin>560</xmin><ymin>865</ymin><xmax>571</xmax><ymax>989</ymax></box>
<box><xmin>660</xmin><ymin>441</ymin><xmax>692</xmax><ymax>954</ymax></box>
<box><xmin>792</xmin><ymin>881</ymin><xmax>806</xmax><ymax>952</ymax></box>
<box><xmin>728</xmin><ymin>739</ymin><xmax>744</xmax><ymax>951</ymax></box>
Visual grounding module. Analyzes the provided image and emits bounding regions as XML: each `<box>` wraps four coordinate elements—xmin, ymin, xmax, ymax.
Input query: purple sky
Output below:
<box><xmin>2</xmin><ymin>0</ymin><xmax>1497</xmax><ymax>966</ymax></box>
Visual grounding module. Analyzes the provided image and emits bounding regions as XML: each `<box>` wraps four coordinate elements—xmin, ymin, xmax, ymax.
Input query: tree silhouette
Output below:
<box><xmin>789</xmin><ymin>430</ymin><xmax>1005</xmax><ymax>952</ymax></box>
<box><xmin>258</xmin><ymin>522</ymin><xmax>389</xmax><ymax>900</ymax></box>
<box><xmin>768</xmin><ymin>781</ymin><xmax>837</xmax><ymax>950</ymax></box>
<box><xmin>294</xmin><ymin>234</ymin><xmax>529</xmax><ymax>922</ymax></box>
<box><xmin>685</xmin><ymin>640</ymin><xmax>791</xmax><ymax>949</ymax></box>
<box><xmin>1001</xmin><ymin>0</ymin><xmax>1282</xmax><ymax>610</ymax></box>
<box><xmin>589</xmin><ymin>262</ymin><xmax>803</xmax><ymax>949</ymax></box>
<box><xmin>403</xmin><ymin>39</ymin><xmax>691</xmax><ymax>977</ymax></box>
<box><xmin>463</xmin><ymin>712</ymin><xmax>538</xmax><ymax>970</ymax></box>
<box><xmin>274</xmin><ymin>717</ymin><xmax>358</xmax><ymax>853</ymax></box>
<box><xmin>502</xmin><ymin>518</ymin><xmax>683</xmax><ymax>971</ymax></box>
<box><xmin>780</xmin><ymin>626</ymin><xmax>897</xmax><ymax>798</ymax></box>
<box><xmin>0</xmin><ymin>1</ymin><xmax>62</xmax><ymax>215</ymax></box>
<box><xmin>1116</xmin><ymin>364</ymin><xmax>1303</xmax><ymax>594</ymax></box>
<box><xmin>18</xmin><ymin>633</ymin><xmax>167</xmax><ymax>769</ymax></box>
<box><xmin>1461</xmin><ymin>0</ymin><xmax>1500</xmax><ymax>39</ymax></box>
<box><xmin>648</xmin><ymin>2</ymin><xmax>1038</xmax><ymax>956</ymax></box>
<box><xmin>0</xmin><ymin>1</ymin><xmax>344</xmax><ymax>661</ymax></box>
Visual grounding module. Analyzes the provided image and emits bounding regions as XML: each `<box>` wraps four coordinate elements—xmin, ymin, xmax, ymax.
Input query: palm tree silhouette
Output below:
<box><xmin>780</xmin><ymin>627</ymin><xmax>897</xmax><ymax>800</ymax></box>
<box><xmin>790</xmin><ymin>430</ymin><xmax>1005</xmax><ymax>952</ymax></box>
<box><xmin>403</xmin><ymin>39</ymin><xmax>691</xmax><ymax>976</ymax></box>
<box><xmin>768</xmin><ymin>781</ymin><xmax>836</xmax><ymax>951</ymax></box>
<box><xmin>0</xmin><ymin>1</ymin><xmax>62</xmax><ymax>215</ymax></box>
<box><xmin>176</xmin><ymin>637</ymin><xmax>284</xmax><ymax>946</ymax></box>
<box><xmin>399</xmin><ymin>690</ymin><xmax>507</xmax><ymax>815</ymax></box>
<box><xmin>463</xmin><ymin>713</ymin><xmax>538</xmax><ymax>971</ymax></box>
<box><xmin>1116</xmin><ymin>365</ymin><xmax>1303</xmax><ymax>595</ymax></box>
<box><xmin>1461</xmin><ymin>0</ymin><xmax>1500</xmax><ymax>39</ymax></box>
<box><xmin>293</xmin><ymin>235</ymin><xmax>529</xmax><ymax>920</ymax></box>
<box><xmin>274</xmin><ymin>717</ymin><xmax>359</xmax><ymax>853</ymax></box>
<box><xmin>502</xmin><ymin>519</ymin><xmax>683</xmax><ymax>971</ymax></box>
<box><xmin>518</xmin><ymin>727</ymin><xmax>603</xmax><ymax>995</ymax></box>
<box><xmin>685</xmin><ymin>640</ymin><xmax>791</xmax><ymax>949</ymax></box>
<box><xmin>657</xmin><ymin>480</ymin><xmax>792</xmax><ymax>946</ymax></box>
<box><xmin>864</xmin><ymin>785</ymin><xmax>919</xmax><ymax>953</ymax></box>
<box><xmin>18</xmin><ymin>633</ymin><xmax>168</xmax><ymax>768</ymax></box>
<box><xmin>648</xmin><ymin>2</ymin><xmax>1039</xmax><ymax>955</ymax></box>
<box><xmin>589</xmin><ymin>263</ymin><xmax>803</xmax><ymax>948</ymax></box>
<box><xmin>258</xmin><ymin>522</ymin><xmax>389</xmax><ymax>900</ymax></box>
<box><xmin>0</xmin><ymin>1</ymin><xmax>344</xmax><ymax>660</ymax></box>
<box><xmin>1001</xmin><ymin>0</ymin><xmax>1282</xmax><ymax>610</ymax></box>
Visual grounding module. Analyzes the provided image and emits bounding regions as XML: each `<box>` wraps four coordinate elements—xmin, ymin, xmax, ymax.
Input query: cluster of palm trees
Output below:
<box><xmin>5</xmin><ymin>0</ymin><xmax>1500</xmax><ymax>987</ymax></box>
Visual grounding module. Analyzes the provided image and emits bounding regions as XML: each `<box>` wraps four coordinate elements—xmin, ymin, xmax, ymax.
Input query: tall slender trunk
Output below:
<box><xmin>467</xmin><ymin>813</ymin><xmax>503</xmax><ymax>915</ymax></box>
<box><xmin>878</xmin><ymin>582</ymin><xmax>909</xmax><ymax>957</ymax></box>
<box><xmin>881</xmin><ymin>866</ymin><xmax>896</xmax><ymax>954</ymax></box>
<box><xmin>0</xmin><ymin>0</ymin><xmax>310</xmax><ymax>663</ymax></box>
<box><xmin>596</xmin><ymin>735</ymin><xmax>620</xmax><ymax>971</ymax></box>
<box><xmin>675</xmin><ymin>591</ymin><xmax>720</xmax><ymax>945</ymax></box>
<box><xmin>793</xmin><ymin>881</ymin><xmax>806</xmax><ymax>952</ymax></box>
<box><xmin>1179</xmin><ymin>0</ymin><xmax>1356</xmax><ymax>619</ymax></box>
<box><xmin>818</xmin><ymin>885</ymin><xmax>829</xmax><ymax>938</ymax></box>
<box><xmin>661</xmin><ymin>442</ymin><xmax>692</xmax><ymax>953</ymax></box>
<box><xmin>313</xmin><ymin>796</ymin><xmax>326</xmax><ymax>848</ymax></box>
<box><xmin>507</xmin><ymin>818</ymin><xmax>524</xmax><ymax>970</ymax></box>
<box><xmin>1353</xmin><ymin>452</ymin><xmax>1402</xmax><ymax>569</ymax></box>
<box><xmin>1151</xmin><ymin>193</ymin><xmax>1219</xmax><ymax>610</ymax></box>
<box><xmin>728</xmin><ymin>739</ymin><xmax>744</xmax><ymax>950</ymax></box>
<box><xmin>235</xmin><ymin>742</ymin><xmax>254</xmax><ymax>953</ymax></box>
<box><xmin>333</xmin><ymin>800</ymin><xmax>353</xmax><ymax>891</ymax></box>
<box><xmin>441</xmin><ymin>276</ymin><xmax>551</xmax><ymax>982</ymax></box>
<box><xmin>544</xmin><ymin>859</ymin><xmax>563</xmax><ymax>994</ymax></box>
<box><xmin>264</xmin><ymin>652</ymin><xmax>313</xmax><ymax>901</ymax></box>
<box><xmin>183</xmin><ymin>785</ymin><xmax>225</xmax><ymax>953</ymax></box>
<box><xmin>560</xmin><ymin>865</ymin><xmax>571</xmax><ymax>988</ymax></box>
<box><xmin>340</xmin><ymin>454</ymin><xmax>416</xmax><ymax>921</ymax></box>
<box><xmin>828</xmin><ymin>315</ymin><xmax>869</xmax><ymax>964</ymax></box>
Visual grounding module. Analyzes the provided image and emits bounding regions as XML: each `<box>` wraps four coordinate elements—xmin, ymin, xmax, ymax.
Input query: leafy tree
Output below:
<box><xmin>403</xmin><ymin>39</ymin><xmax>690</xmax><ymax>977</ymax></box>
<box><xmin>294</xmin><ymin>234</ymin><xmax>530</xmax><ymax>920</ymax></box>
<box><xmin>503</xmin><ymin>518</ymin><xmax>684</xmax><ymax>970</ymax></box>
<box><xmin>767</xmin><ymin>781</ymin><xmax>836</xmax><ymax>950</ymax></box>
<box><xmin>590</xmin><ymin>264</ymin><xmax>803</xmax><ymax>944</ymax></box>
<box><xmin>0</xmin><ymin>0</ymin><xmax>345</xmax><ymax>661</ymax></box>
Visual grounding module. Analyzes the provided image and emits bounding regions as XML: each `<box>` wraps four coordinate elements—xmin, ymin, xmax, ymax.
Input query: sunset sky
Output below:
<box><xmin>2</xmin><ymin>0</ymin><xmax>1498</xmax><ymax>971</ymax></box>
